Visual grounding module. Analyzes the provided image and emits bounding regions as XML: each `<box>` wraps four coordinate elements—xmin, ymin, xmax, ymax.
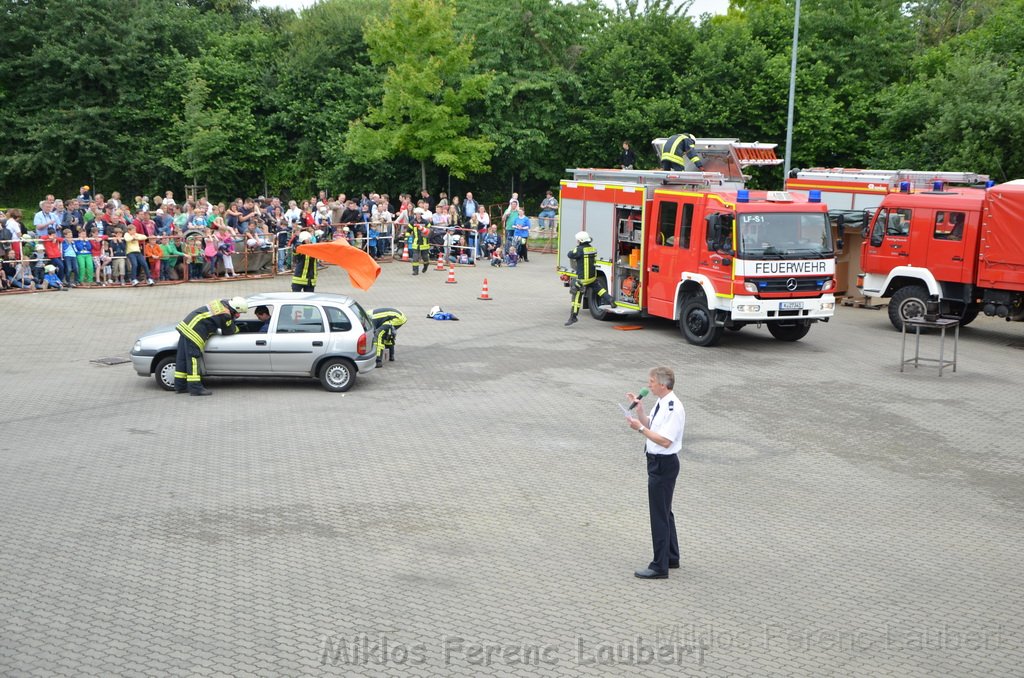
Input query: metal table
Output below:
<box><xmin>900</xmin><ymin>317</ymin><xmax>960</xmax><ymax>376</ymax></box>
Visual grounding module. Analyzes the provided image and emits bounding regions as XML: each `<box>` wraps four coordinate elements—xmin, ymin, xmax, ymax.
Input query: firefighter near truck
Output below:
<box><xmin>788</xmin><ymin>168</ymin><xmax>1024</xmax><ymax>331</ymax></box>
<box><xmin>556</xmin><ymin>138</ymin><xmax>838</xmax><ymax>346</ymax></box>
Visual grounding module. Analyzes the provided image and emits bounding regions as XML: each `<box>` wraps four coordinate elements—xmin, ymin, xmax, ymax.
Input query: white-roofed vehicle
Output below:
<box><xmin>130</xmin><ymin>292</ymin><xmax>377</xmax><ymax>392</ymax></box>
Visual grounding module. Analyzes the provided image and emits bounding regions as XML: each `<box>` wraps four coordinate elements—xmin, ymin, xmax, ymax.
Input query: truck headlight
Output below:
<box><xmin>822</xmin><ymin>278</ymin><xmax>835</xmax><ymax>292</ymax></box>
<box><xmin>743</xmin><ymin>281</ymin><xmax>758</xmax><ymax>294</ymax></box>
<box><xmin>735</xmin><ymin>304</ymin><xmax>761</xmax><ymax>312</ymax></box>
<box><xmin>821</xmin><ymin>302</ymin><xmax>834</xmax><ymax>310</ymax></box>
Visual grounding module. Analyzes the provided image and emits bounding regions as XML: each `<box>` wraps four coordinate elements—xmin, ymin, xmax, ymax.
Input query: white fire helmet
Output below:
<box><xmin>228</xmin><ymin>297</ymin><xmax>248</xmax><ymax>314</ymax></box>
<box><xmin>298</xmin><ymin>230</ymin><xmax>312</xmax><ymax>243</ymax></box>
<box><xmin>428</xmin><ymin>305</ymin><xmax>444</xmax><ymax>318</ymax></box>
<box><xmin>575</xmin><ymin>231</ymin><xmax>592</xmax><ymax>243</ymax></box>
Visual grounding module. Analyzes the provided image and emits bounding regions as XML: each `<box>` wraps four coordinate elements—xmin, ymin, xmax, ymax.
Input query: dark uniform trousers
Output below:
<box><xmin>647</xmin><ymin>452</ymin><xmax>680</xmax><ymax>573</ymax></box>
<box><xmin>175</xmin><ymin>334</ymin><xmax>205</xmax><ymax>393</ymax></box>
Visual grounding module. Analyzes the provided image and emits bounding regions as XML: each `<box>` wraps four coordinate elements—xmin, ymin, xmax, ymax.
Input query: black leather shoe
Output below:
<box><xmin>564</xmin><ymin>316</ymin><xmax>578</xmax><ymax>326</ymax></box>
<box><xmin>669</xmin><ymin>560</ymin><xmax>680</xmax><ymax>569</ymax></box>
<box><xmin>634</xmin><ymin>568</ymin><xmax>668</xmax><ymax>579</ymax></box>
<box><xmin>190</xmin><ymin>388</ymin><xmax>213</xmax><ymax>396</ymax></box>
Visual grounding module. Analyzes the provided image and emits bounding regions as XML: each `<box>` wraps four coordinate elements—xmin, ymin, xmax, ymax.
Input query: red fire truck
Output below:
<box><xmin>787</xmin><ymin>168</ymin><xmax>1024</xmax><ymax>331</ymax></box>
<box><xmin>557</xmin><ymin>139</ymin><xmax>837</xmax><ymax>346</ymax></box>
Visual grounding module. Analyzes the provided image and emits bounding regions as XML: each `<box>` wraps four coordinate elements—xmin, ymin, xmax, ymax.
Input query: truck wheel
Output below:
<box><xmin>588</xmin><ymin>279</ymin><xmax>612</xmax><ymax>321</ymax></box>
<box><xmin>958</xmin><ymin>306</ymin><xmax>979</xmax><ymax>327</ymax></box>
<box><xmin>319</xmin><ymin>358</ymin><xmax>356</xmax><ymax>392</ymax></box>
<box><xmin>888</xmin><ymin>285</ymin><xmax>929</xmax><ymax>330</ymax></box>
<box><xmin>767</xmin><ymin>321</ymin><xmax>811</xmax><ymax>342</ymax></box>
<box><xmin>680</xmin><ymin>296</ymin><xmax>723</xmax><ymax>347</ymax></box>
<box><xmin>154</xmin><ymin>355</ymin><xmax>177</xmax><ymax>391</ymax></box>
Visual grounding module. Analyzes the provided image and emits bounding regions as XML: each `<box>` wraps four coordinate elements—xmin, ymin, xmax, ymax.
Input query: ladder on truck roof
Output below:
<box><xmin>566</xmin><ymin>168</ymin><xmax>729</xmax><ymax>188</ymax></box>
<box><xmin>794</xmin><ymin>167</ymin><xmax>990</xmax><ymax>189</ymax></box>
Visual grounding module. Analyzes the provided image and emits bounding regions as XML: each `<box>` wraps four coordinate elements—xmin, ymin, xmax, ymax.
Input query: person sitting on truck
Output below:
<box><xmin>565</xmin><ymin>231</ymin><xmax>616</xmax><ymax>327</ymax></box>
<box><xmin>660</xmin><ymin>133</ymin><xmax>704</xmax><ymax>171</ymax></box>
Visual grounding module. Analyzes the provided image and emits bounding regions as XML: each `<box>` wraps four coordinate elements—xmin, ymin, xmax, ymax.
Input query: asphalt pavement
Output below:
<box><xmin>1</xmin><ymin>254</ymin><xmax>1022</xmax><ymax>676</ymax></box>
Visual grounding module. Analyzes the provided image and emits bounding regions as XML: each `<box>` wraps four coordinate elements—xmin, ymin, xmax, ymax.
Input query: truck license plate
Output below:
<box><xmin>780</xmin><ymin>301</ymin><xmax>804</xmax><ymax>310</ymax></box>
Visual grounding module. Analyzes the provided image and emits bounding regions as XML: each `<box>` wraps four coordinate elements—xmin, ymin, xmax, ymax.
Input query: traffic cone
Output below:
<box><xmin>402</xmin><ymin>242</ymin><xmax>410</xmax><ymax>261</ymax></box>
<box><xmin>478</xmin><ymin>277</ymin><xmax>492</xmax><ymax>301</ymax></box>
<box><xmin>435</xmin><ymin>251</ymin><xmax>446</xmax><ymax>271</ymax></box>
<box><xmin>445</xmin><ymin>264</ymin><xmax>457</xmax><ymax>284</ymax></box>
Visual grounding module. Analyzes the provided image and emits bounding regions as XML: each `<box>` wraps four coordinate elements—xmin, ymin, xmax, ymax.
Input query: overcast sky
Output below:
<box><xmin>253</xmin><ymin>0</ymin><xmax>730</xmax><ymax>19</ymax></box>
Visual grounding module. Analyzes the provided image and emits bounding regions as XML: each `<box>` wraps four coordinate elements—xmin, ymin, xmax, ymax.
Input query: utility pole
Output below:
<box><xmin>783</xmin><ymin>0</ymin><xmax>801</xmax><ymax>181</ymax></box>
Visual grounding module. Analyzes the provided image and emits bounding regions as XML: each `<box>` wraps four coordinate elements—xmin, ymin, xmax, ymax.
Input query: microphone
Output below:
<box><xmin>628</xmin><ymin>387</ymin><xmax>650</xmax><ymax>411</ymax></box>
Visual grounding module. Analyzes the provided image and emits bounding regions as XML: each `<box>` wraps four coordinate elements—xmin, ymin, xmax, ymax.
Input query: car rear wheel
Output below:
<box><xmin>154</xmin><ymin>356</ymin><xmax>177</xmax><ymax>391</ymax></box>
<box><xmin>319</xmin><ymin>358</ymin><xmax>356</xmax><ymax>392</ymax></box>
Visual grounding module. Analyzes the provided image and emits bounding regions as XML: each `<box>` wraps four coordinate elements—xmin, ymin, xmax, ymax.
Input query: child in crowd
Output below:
<box><xmin>97</xmin><ymin>240</ymin><xmax>112</xmax><ymax>286</ymax></box>
<box><xmin>74</xmin><ymin>228</ymin><xmax>94</xmax><ymax>285</ymax></box>
<box><xmin>145</xmin><ymin>237</ymin><xmax>163</xmax><ymax>282</ymax></box>
<box><xmin>213</xmin><ymin>218</ymin><xmax>237</xmax><ymax>278</ymax></box>
<box><xmin>61</xmin><ymin>229</ymin><xmax>79</xmax><ymax>286</ymax></box>
<box><xmin>9</xmin><ymin>249</ymin><xmax>37</xmax><ymax>289</ymax></box>
<box><xmin>367</xmin><ymin>225</ymin><xmax>379</xmax><ymax>258</ymax></box>
<box><xmin>276</xmin><ymin>225</ymin><xmax>291</xmax><ymax>273</ymax></box>
<box><xmin>42</xmin><ymin>264</ymin><xmax>68</xmax><ymax>291</ymax></box>
<box><xmin>32</xmin><ymin>244</ymin><xmax>48</xmax><ymax>282</ymax></box>
<box><xmin>184</xmin><ymin>235</ymin><xmax>204</xmax><ymax>280</ymax></box>
<box><xmin>89</xmin><ymin>226</ymin><xmax>104</xmax><ymax>283</ymax></box>
<box><xmin>110</xmin><ymin>228</ymin><xmax>127</xmax><ymax>285</ymax></box>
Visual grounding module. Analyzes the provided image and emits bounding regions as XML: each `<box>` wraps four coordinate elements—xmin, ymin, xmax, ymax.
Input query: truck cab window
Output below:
<box><xmin>934</xmin><ymin>211</ymin><xmax>965</xmax><ymax>241</ymax></box>
<box><xmin>657</xmin><ymin>202</ymin><xmax>678</xmax><ymax>247</ymax></box>
<box><xmin>679</xmin><ymin>203</ymin><xmax>693</xmax><ymax>249</ymax></box>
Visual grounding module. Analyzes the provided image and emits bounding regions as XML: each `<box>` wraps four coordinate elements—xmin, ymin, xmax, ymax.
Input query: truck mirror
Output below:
<box><xmin>836</xmin><ymin>238</ymin><xmax>845</xmax><ymax>251</ymax></box>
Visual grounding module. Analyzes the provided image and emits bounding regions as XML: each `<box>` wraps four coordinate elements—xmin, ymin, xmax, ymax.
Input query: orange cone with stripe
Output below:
<box><xmin>402</xmin><ymin>242</ymin><xmax>410</xmax><ymax>261</ymax></box>
<box><xmin>445</xmin><ymin>264</ymin><xmax>457</xmax><ymax>284</ymax></box>
<box><xmin>478</xmin><ymin>277</ymin><xmax>492</xmax><ymax>300</ymax></box>
<box><xmin>435</xmin><ymin>251</ymin><xmax>446</xmax><ymax>270</ymax></box>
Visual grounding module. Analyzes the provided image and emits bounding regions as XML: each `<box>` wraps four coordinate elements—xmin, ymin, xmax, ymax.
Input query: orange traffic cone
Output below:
<box><xmin>478</xmin><ymin>277</ymin><xmax>493</xmax><ymax>300</ymax></box>
<box><xmin>435</xmin><ymin>251</ymin><xmax>446</xmax><ymax>271</ymax></box>
<box><xmin>445</xmin><ymin>264</ymin><xmax>457</xmax><ymax>284</ymax></box>
<box><xmin>402</xmin><ymin>242</ymin><xmax>410</xmax><ymax>261</ymax></box>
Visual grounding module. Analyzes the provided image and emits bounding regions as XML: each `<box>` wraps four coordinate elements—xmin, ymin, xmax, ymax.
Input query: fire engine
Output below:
<box><xmin>787</xmin><ymin>168</ymin><xmax>1024</xmax><ymax>331</ymax></box>
<box><xmin>556</xmin><ymin>138</ymin><xmax>837</xmax><ymax>346</ymax></box>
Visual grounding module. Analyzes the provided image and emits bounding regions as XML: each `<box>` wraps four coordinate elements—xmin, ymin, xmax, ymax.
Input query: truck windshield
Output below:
<box><xmin>737</xmin><ymin>212</ymin><xmax>833</xmax><ymax>259</ymax></box>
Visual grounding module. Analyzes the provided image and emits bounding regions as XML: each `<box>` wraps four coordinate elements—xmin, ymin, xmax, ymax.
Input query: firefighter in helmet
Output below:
<box><xmin>371</xmin><ymin>307</ymin><xmax>407</xmax><ymax>367</ymax></box>
<box><xmin>566</xmin><ymin>231</ymin><xmax>616</xmax><ymax>326</ymax></box>
<box><xmin>406</xmin><ymin>208</ymin><xmax>432</xmax><ymax>275</ymax></box>
<box><xmin>660</xmin><ymin>133</ymin><xmax>704</xmax><ymax>171</ymax></box>
<box><xmin>291</xmin><ymin>230</ymin><xmax>317</xmax><ymax>292</ymax></box>
<box><xmin>174</xmin><ymin>296</ymin><xmax>247</xmax><ymax>395</ymax></box>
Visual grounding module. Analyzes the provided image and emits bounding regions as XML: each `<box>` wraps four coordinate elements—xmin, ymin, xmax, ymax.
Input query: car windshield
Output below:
<box><xmin>737</xmin><ymin>212</ymin><xmax>833</xmax><ymax>259</ymax></box>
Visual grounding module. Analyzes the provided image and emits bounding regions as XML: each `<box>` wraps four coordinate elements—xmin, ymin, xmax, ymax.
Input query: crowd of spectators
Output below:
<box><xmin>0</xmin><ymin>186</ymin><xmax>559</xmax><ymax>292</ymax></box>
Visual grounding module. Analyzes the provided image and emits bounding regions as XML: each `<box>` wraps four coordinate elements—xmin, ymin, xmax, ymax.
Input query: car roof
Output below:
<box><xmin>246</xmin><ymin>292</ymin><xmax>356</xmax><ymax>306</ymax></box>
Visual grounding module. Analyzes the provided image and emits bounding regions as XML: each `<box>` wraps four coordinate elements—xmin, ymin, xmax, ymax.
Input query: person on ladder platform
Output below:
<box><xmin>174</xmin><ymin>296</ymin><xmax>247</xmax><ymax>396</ymax></box>
<box><xmin>659</xmin><ymin>133</ymin><xmax>704</xmax><ymax>171</ymax></box>
<box><xmin>566</xmin><ymin>231</ymin><xmax>615</xmax><ymax>327</ymax></box>
<box><xmin>291</xmin><ymin>230</ymin><xmax>317</xmax><ymax>292</ymax></box>
<box><xmin>371</xmin><ymin>307</ymin><xmax>407</xmax><ymax>367</ymax></box>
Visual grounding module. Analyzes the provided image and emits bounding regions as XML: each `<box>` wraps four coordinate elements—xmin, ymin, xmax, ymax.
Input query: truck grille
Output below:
<box><xmin>748</xmin><ymin>277</ymin><xmax>830</xmax><ymax>293</ymax></box>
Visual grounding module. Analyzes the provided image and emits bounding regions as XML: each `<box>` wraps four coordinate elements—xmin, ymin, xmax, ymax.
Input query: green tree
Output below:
<box><xmin>345</xmin><ymin>0</ymin><xmax>495</xmax><ymax>190</ymax></box>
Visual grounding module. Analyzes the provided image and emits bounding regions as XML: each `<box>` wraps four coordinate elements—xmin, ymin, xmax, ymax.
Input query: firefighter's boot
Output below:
<box><xmin>564</xmin><ymin>314</ymin><xmax>578</xmax><ymax>327</ymax></box>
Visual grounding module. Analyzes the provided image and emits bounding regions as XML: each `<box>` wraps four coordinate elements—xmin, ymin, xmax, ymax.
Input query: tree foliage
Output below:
<box><xmin>345</xmin><ymin>0</ymin><xmax>495</xmax><ymax>190</ymax></box>
<box><xmin>2</xmin><ymin>0</ymin><xmax>1024</xmax><ymax>203</ymax></box>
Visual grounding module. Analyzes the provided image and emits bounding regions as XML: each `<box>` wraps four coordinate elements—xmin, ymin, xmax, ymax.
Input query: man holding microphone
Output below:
<box><xmin>625</xmin><ymin>366</ymin><xmax>685</xmax><ymax>579</ymax></box>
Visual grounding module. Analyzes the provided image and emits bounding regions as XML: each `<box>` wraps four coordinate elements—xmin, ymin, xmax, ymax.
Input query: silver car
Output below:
<box><xmin>130</xmin><ymin>292</ymin><xmax>377</xmax><ymax>392</ymax></box>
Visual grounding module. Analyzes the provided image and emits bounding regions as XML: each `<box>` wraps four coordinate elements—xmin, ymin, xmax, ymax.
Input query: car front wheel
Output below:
<box><xmin>154</xmin><ymin>356</ymin><xmax>177</xmax><ymax>391</ymax></box>
<box><xmin>319</xmin><ymin>358</ymin><xmax>356</xmax><ymax>392</ymax></box>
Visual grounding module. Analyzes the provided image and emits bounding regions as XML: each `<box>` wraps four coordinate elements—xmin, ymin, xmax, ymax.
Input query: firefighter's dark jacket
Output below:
<box><xmin>176</xmin><ymin>299</ymin><xmax>239</xmax><ymax>349</ymax></box>
<box><xmin>567</xmin><ymin>243</ymin><xmax>599</xmax><ymax>284</ymax></box>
